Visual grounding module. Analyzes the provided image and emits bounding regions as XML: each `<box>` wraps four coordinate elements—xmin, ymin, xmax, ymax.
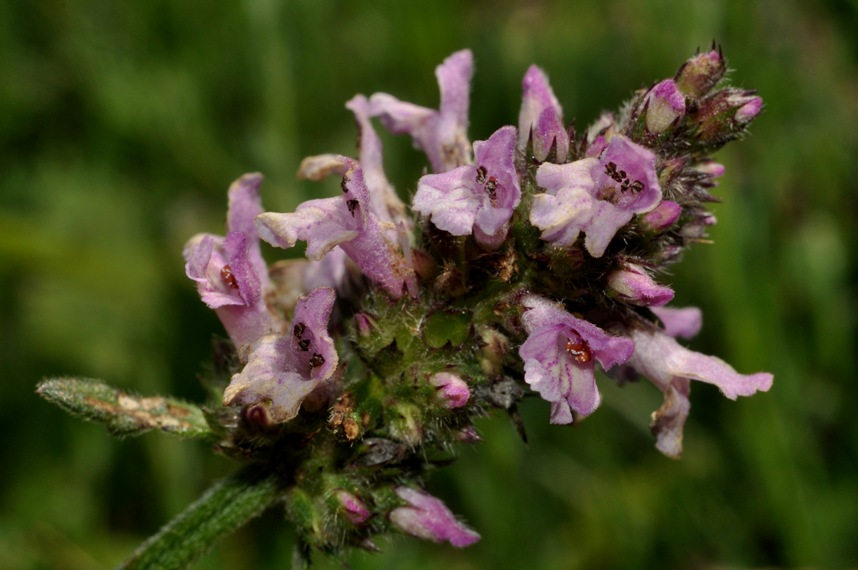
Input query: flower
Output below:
<box><xmin>429</xmin><ymin>372</ymin><xmax>470</xmax><ymax>409</ymax></box>
<box><xmin>257</xmin><ymin>157</ymin><xmax>417</xmax><ymax>299</ymax></box>
<box><xmin>674</xmin><ymin>48</ymin><xmax>726</xmax><ymax>99</ymax></box>
<box><xmin>183</xmin><ymin>173</ymin><xmax>276</xmax><ymax>353</ymax></box>
<box><xmin>531</xmin><ymin>134</ymin><xmax>662</xmax><ymax>256</ymax></box>
<box><xmin>335</xmin><ymin>490</ymin><xmax>371</xmax><ymax>525</ymax></box>
<box><xmin>222</xmin><ymin>287</ymin><xmax>339</xmax><ymax>424</ymax></box>
<box><xmin>390</xmin><ymin>487</ymin><xmax>480</xmax><ymax>548</ymax></box>
<box><xmin>606</xmin><ymin>263</ymin><xmax>675</xmax><ymax>306</ymax></box>
<box><xmin>625</xmin><ymin>316</ymin><xmax>773</xmax><ymax>458</ymax></box>
<box><xmin>370</xmin><ymin>50</ymin><xmax>473</xmax><ymax>172</ymax></box>
<box><xmin>519</xmin><ymin>295</ymin><xmax>635</xmax><ymax>423</ymax></box>
<box><xmin>518</xmin><ymin>65</ymin><xmax>567</xmax><ymax>161</ymax></box>
<box><xmin>413</xmin><ymin>125</ymin><xmax>520</xmax><ymax>249</ymax></box>
<box><xmin>642</xmin><ymin>79</ymin><xmax>686</xmax><ymax>134</ymax></box>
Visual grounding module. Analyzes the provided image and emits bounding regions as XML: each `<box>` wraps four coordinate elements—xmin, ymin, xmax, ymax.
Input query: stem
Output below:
<box><xmin>117</xmin><ymin>466</ymin><xmax>281</xmax><ymax>570</ymax></box>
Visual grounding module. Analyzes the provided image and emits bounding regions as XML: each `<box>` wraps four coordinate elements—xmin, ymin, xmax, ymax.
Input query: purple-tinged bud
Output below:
<box><xmin>607</xmin><ymin>263</ymin><xmax>674</xmax><ymax>307</ymax></box>
<box><xmin>335</xmin><ymin>490</ymin><xmax>371</xmax><ymax>525</ymax></box>
<box><xmin>734</xmin><ymin>95</ymin><xmax>763</xmax><ymax>124</ymax></box>
<box><xmin>674</xmin><ymin>48</ymin><xmax>726</xmax><ymax>98</ymax></box>
<box><xmin>455</xmin><ymin>425</ymin><xmax>481</xmax><ymax>443</ymax></box>
<box><xmin>680</xmin><ymin>210</ymin><xmax>717</xmax><ymax>240</ymax></box>
<box><xmin>390</xmin><ymin>487</ymin><xmax>480</xmax><ymax>548</ymax></box>
<box><xmin>640</xmin><ymin>200</ymin><xmax>682</xmax><ymax>233</ymax></box>
<box><xmin>689</xmin><ymin>88</ymin><xmax>763</xmax><ymax>143</ymax></box>
<box><xmin>693</xmin><ymin>160</ymin><xmax>725</xmax><ymax>178</ymax></box>
<box><xmin>643</xmin><ymin>80</ymin><xmax>686</xmax><ymax>133</ymax></box>
<box><xmin>353</xmin><ymin>312</ymin><xmax>375</xmax><ymax>339</ymax></box>
<box><xmin>429</xmin><ymin>372</ymin><xmax>470</xmax><ymax>409</ymax></box>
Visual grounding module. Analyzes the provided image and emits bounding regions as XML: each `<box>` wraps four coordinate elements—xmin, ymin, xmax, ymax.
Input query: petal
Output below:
<box><xmin>651</xmin><ymin>306</ymin><xmax>702</xmax><ymax>339</ymax></box>
<box><xmin>535</xmin><ymin>159</ymin><xmax>597</xmax><ymax>195</ymax></box>
<box><xmin>436</xmin><ymin>49</ymin><xmax>473</xmax><ymax>129</ymax></box>
<box><xmin>391</xmin><ymin>487</ymin><xmax>480</xmax><ymax>548</ymax></box>
<box><xmin>627</xmin><ymin>327</ymin><xmax>773</xmax><ymax>399</ymax></box>
<box><xmin>650</xmin><ymin>377</ymin><xmax>691</xmax><ymax>458</ymax></box>
<box><xmin>472</xmin><ymin>126</ymin><xmax>521</xmax><ymax>237</ymax></box>
<box><xmin>529</xmin><ymin>187</ymin><xmax>592</xmax><ymax>246</ymax></box>
<box><xmin>346</xmin><ymin>94</ymin><xmax>408</xmax><ymax>226</ymax></box>
<box><xmin>519</xmin><ymin>65</ymin><xmax>567</xmax><ymax>161</ymax></box>
<box><xmin>413</xmin><ymin>166</ymin><xmax>480</xmax><ymax>235</ymax></box>
<box><xmin>257</xmin><ymin>198</ymin><xmax>359</xmax><ymax>260</ymax></box>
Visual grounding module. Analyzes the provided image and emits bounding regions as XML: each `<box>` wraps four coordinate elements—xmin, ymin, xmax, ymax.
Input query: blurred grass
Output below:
<box><xmin>2</xmin><ymin>0</ymin><xmax>857</xmax><ymax>568</ymax></box>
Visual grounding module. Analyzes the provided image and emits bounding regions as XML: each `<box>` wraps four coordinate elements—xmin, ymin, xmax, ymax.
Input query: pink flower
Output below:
<box><xmin>390</xmin><ymin>487</ymin><xmax>480</xmax><ymax>548</ymax></box>
<box><xmin>370</xmin><ymin>50</ymin><xmax>473</xmax><ymax>173</ymax></box>
<box><xmin>519</xmin><ymin>295</ymin><xmax>634</xmax><ymax>423</ymax></box>
<box><xmin>413</xmin><ymin>126</ymin><xmax>520</xmax><ymax>249</ymax></box>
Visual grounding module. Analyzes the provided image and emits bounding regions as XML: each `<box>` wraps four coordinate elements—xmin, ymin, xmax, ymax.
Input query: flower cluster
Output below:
<box><xmin>181</xmin><ymin>47</ymin><xmax>771</xmax><ymax>555</ymax></box>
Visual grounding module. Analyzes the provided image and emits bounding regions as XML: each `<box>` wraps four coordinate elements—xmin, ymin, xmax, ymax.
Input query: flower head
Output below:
<box><xmin>519</xmin><ymin>295</ymin><xmax>635</xmax><ymax>423</ymax></box>
<box><xmin>370</xmin><ymin>50</ymin><xmax>473</xmax><ymax>172</ymax></box>
<box><xmin>413</xmin><ymin>125</ymin><xmax>520</xmax><ymax>249</ymax></box>
<box><xmin>390</xmin><ymin>487</ymin><xmax>480</xmax><ymax>548</ymax></box>
<box><xmin>222</xmin><ymin>287</ymin><xmax>339</xmax><ymax>424</ymax></box>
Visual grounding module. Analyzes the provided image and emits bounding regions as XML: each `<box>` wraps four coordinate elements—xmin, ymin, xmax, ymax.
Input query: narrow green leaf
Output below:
<box><xmin>36</xmin><ymin>377</ymin><xmax>213</xmax><ymax>439</ymax></box>
<box><xmin>118</xmin><ymin>467</ymin><xmax>282</xmax><ymax>570</ymax></box>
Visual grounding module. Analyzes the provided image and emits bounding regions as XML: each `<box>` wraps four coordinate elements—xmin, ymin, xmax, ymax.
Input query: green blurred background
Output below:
<box><xmin>2</xmin><ymin>1</ymin><xmax>857</xmax><ymax>568</ymax></box>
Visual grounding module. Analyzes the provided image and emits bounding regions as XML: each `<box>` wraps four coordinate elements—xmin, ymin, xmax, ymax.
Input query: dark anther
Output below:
<box><xmin>347</xmin><ymin>199</ymin><xmax>359</xmax><ymax>216</ymax></box>
<box><xmin>309</xmin><ymin>353</ymin><xmax>325</xmax><ymax>369</ymax></box>
<box><xmin>340</xmin><ymin>176</ymin><xmax>350</xmax><ymax>193</ymax></box>
<box><xmin>485</xmin><ymin>176</ymin><xmax>498</xmax><ymax>200</ymax></box>
<box><xmin>298</xmin><ymin>339</ymin><xmax>311</xmax><ymax>352</ymax></box>
<box><xmin>630</xmin><ymin>180</ymin><xmax>644</xmax><ymax>193</ymax></box>
<box><xmin>221</xmin><ymin>265</ymin><xmax>239</xmax><ymax>289</ymax></box>
<box><xmin>293</xmin><ymin>322</ymin><xmax>306</xmax><ymax>338</ymax></box>
<box><xmin>476</xmin><ymin>165</ymin><xmax>488</xmax><ymax>185</ymax></box>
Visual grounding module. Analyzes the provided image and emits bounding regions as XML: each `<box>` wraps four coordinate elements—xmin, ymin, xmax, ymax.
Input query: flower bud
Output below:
<box><xmin>478</xmin><ymin>327</ymin><xmax>510</xmax><ymax>375</ymax></box>
<box><xmin>335</xmin><ymin>490</ymin><xmax>371</xmax><ymax>525</ymax></box>
<box><xmin>674</xmin><ymin>48</ymin><xmax>726</xmax><ymax>98</ymax></box>
<box><xmin>643</xmin><ymin>80</ymin><xmax>686</xmax><ymax>133</ymax></box>
<box><xmin>353</xmin><ymin>312</ymin><xmax>376</xmax><ymax>338</ymax></box>
<box><xmin>640</xmin><ymin>200</ymin><xmax>682</xmax><ymax>233</ymax></box>
<box><xmin>689</xmin><ymin>88</ymin><xmax>762</xmax><ymax>143</ymax></box>
<box><xmin>733</xmin><ymin>95</ymin><xmax>763</xmax><ymax>124</ymax></box>
<box><xmin>390</xmin><ymin>487</ymin><xmax>480</xmax><ymax>548</ymax></box>
<box><xmin>607</xmin><ymin>263</ymin><xmax>674</xmax><ymax>307</ymax></box>
<box><xmin>389</xmin><ymin>404</ymin><xmax>423</xmax><ymax>446</ymax></box>
<box><xmin>429</xmin><ymin>372</ymin><xmax>470</xmax><ymax>409</ymax></box>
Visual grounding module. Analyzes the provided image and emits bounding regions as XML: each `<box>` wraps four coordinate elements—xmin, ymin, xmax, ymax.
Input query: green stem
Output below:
<box><xmin>117</xmin><ymin>466</ymin><xmax>282</xmax><ymax>570</ymax></box>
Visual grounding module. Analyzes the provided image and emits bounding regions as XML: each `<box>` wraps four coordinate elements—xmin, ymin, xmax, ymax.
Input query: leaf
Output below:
<box><xmin>119</xmin><ymin>467</ymin><xmax>282</xmax><ymax>570</ymax></box>
<box><xmin>36</xmin><ymin>377</ymin><xmax>213</xmax><ymax>439</ymax></box>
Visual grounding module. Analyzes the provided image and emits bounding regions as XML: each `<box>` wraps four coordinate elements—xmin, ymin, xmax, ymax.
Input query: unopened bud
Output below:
<box><xmin>390</xmin><ymin>487</ymin><xmax>480</xmax><ymax>548</ymax></box>
<box><xmin>643</xmin><ymin>80</ymin><xmax>686</xmax><ymax>133</ymax></box>
<box><xmin>675</xmin><ymin>48</ymin><xmax>726</xmax><ymax>98</ymax></box>
<box><xmin>607</xmin><ymin>263</ymin><xmax>674</xmax><ymax>307</ymax></box>
<box><xmin>640</xmin><ymin>200</ymin><xmax>682</xmax><ymax>233</ymax></box>
<box><xmin>335</xmin><ymin>490</ymin><xmax>371</xmax><ymax>525</ymax></box>
<box><xmin>733</xmin><ymin>95</ymin><xmax>763</xmax><ymax>124</ymax></box>
<box><xmin>429</xmin><ymin>372</ymin><xmax>470</xmax><ymax>409</ymax></box>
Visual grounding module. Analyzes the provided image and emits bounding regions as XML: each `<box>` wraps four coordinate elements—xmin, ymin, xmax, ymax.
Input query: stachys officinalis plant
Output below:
<box><xmin>38</xmin><ymin>44</ymin><xmax>772</xmax><ymax>569</ymax></box>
